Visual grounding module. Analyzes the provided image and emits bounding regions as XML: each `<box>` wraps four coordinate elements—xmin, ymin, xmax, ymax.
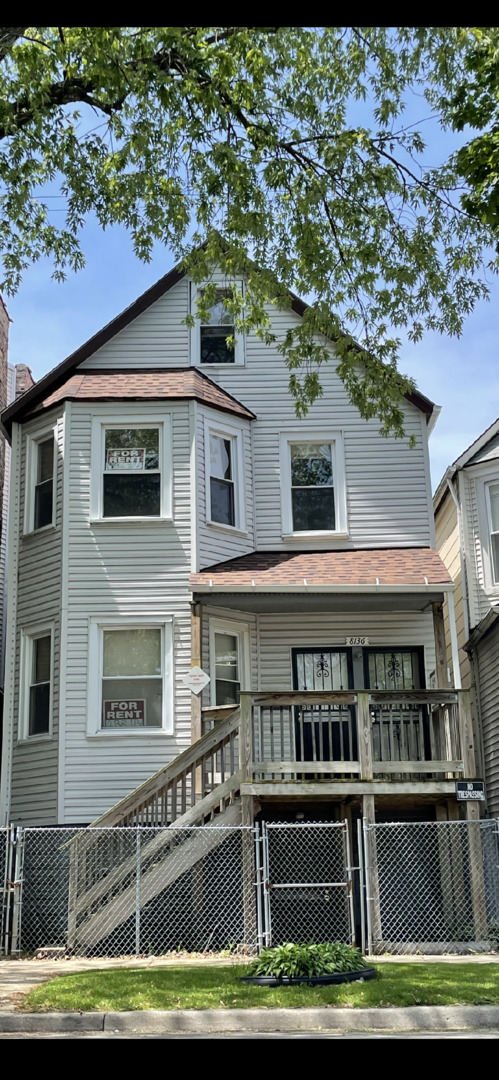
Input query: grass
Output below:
<box><xmin>21</xmin><ymin>962</ymin><xmax>499</xmax><ymax>1012</ymax></box>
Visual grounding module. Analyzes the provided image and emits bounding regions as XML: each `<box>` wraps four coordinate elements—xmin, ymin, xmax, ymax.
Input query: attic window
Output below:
<box><xmin>200</xmin><ymin>289</ymin><xmax>234</xmax><ymax>364</ymax></box>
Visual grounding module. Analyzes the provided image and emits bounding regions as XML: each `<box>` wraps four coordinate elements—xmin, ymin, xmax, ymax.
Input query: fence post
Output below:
<box><xmin>135</xmin><ymin>828</ymin><xmax>141</xmax><ymax>956</ymax></box>
<box><xmin>362</xmin><ymin>797</ymin><xmax>382</xmax><ymax>954</ymax></box>
<box><xmin>11</xmin><ymin>827</ymin><xmax>24</xmax><ymax>956</ymax></box>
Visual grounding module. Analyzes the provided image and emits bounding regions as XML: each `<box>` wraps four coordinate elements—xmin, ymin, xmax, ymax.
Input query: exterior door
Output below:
<box><xmin>292</xmin><ymin>648</ymin><xmax>356</xmax><ymax>762</ymax></box>
<box><xmin>364</xmin><ymin>648</ymin><xmax>429</xmax><ymax>762</ymax></box>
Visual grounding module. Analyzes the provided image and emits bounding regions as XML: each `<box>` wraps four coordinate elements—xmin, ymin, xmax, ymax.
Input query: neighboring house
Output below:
<box><xmin>0</xmin><ymin>298</ymin><xmax>34</xmax><ymax>772</ymax></box>
<box><xmin>435</xmin><ymin>419</ymin><xmax>499</xmax><ymax>815</ymax></box>
<box><xmin>0</xmin><ymin>261</ymin><xmax>476</xmax><ymax>834</ymax></box>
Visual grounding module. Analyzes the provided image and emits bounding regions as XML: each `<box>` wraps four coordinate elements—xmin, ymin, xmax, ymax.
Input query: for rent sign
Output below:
<box><xmin>103</xmin><ymin>699</ymin><xmax>146</xmax><ymax>727</ymax></box>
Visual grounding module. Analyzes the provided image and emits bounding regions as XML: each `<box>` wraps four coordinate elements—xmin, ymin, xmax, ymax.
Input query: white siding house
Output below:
<box><xmin>1</xmin><ymin>261</ymin><xmax>466</xmax><ymax>826</ymax></box>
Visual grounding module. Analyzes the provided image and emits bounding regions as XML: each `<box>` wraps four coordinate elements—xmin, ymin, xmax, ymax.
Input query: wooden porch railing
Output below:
<box><xmin>243</xmin><ymin>690</ymin><xmax>468</xmax><ymax>782</ymax></box>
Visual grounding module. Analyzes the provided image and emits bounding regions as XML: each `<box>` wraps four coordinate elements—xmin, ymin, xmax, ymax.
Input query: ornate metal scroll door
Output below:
<box><xmin>292</xmin><ymin>649</ymin><xmax>355</xmax><ymax>763</ymax></box>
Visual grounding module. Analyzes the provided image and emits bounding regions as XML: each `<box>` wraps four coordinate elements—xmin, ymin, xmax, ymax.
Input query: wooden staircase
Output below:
<box><xmin>67</xmin><ymin>706</ymin><xmax>243</xmax><ymax>953</ymax></box>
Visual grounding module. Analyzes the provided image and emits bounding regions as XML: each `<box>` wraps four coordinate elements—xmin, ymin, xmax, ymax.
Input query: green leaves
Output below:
<box><xmin>0</xmin><ymin>27</ymin><xmax>498</xmax><ymax>436</ymax></box>
<box><xmin>247</xmin><ymin>941</ymin><xmax>369</xmax><ymax>979</ymax></box>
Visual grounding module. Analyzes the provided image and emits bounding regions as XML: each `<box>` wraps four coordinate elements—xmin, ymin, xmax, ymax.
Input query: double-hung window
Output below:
<box><xmin>87</xmin><ymin>618</ymin><xmax>174</xmax><ymax>735</ymax></box>
<box><xmin>280</xmin><ymin>431</ymin><xmax>347</xmax><ymax>538</ymax></box>
<box><xmin>486</xmin><ymin>482</ymin><xmax>499</xmax><ymax>584</ymax></box>
<box><xmin>200</xmin><ymin>289</ymin><xmax>235</xmax><ymax>365</ymax></box>
<box><xmin>90</xmin><ymin>415</ymin><xmax>172</xmax><ymax>521</ymax></box>
<box><xmin>25</xmin><ymin>429</ymin><xmax>56</xmax><ymax>533</ymax></box>
<box><xmin>209</xmin><ymin>434</ymin><xmax>235</xmax><ymax>527</ymax></box>
<box><xmin>204</xmin><ymin>419</ymin><xmax>246</xmax><ymax>533</ymax></box>
<box><xmin>191</xmin><ymin>281</ymin><xmax>244</xmax><ymax>366</ymax></box>
<box><xmin>20</xmin><ymin>626</ymin><xmax>53</xmax><ymax>739</ymax></box>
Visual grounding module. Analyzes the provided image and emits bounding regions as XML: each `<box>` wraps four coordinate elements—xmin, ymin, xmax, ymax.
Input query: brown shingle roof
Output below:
<box><xmin>191</xmin><ymin>548</ymin><xmax>452</xmax><ymax>589</ymax></box>
<box><xmin>25</xmin><ymin>368</ymin><xmax>255</xmax><ymax>421</ymax></box>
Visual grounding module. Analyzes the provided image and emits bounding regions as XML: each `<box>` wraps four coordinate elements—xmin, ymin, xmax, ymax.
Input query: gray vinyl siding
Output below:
<box><xmin>475</xmin><ymin>623</ymin><xmax>499</xmax><ymax>816</ymax></box>
<box><xmin>196</xmin><ymin>404</ymin><xmax>255</xmax><ymax>568</ymax></box>
<box><xmin>204</xmin><ymin>306</ymin><xmax>432</xmax><ymax>550</ymax></box>
<box><xmin>256</xmin><ymin>610</ymin><xmax>437</xmax><ymax>692</ymax></box>
<box><xmin>79</xmin><ymin>277</ymin><xmax>190</xmax><ymax>369</ymax></box>
<box><xmin>76</xmin><ymin>282</ymin><xmax>433</xmax><ymax>551</ymax></box>
<box><xmin>0</xmin><ymin>365</ymin><xmax>15</xmax><ymax>686</ymax></box>
<box><xmin>9</xmin><ymin>409</ymin><xmax>64</xmax><ymax>825</ymax></box>
<box><xmin>61</xmin><ymin>400</ymin><xmax>193</xmax><ymax>823</ymax></box>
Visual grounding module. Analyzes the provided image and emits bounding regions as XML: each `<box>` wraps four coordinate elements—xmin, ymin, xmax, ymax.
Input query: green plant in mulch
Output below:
<box><xmin>246</xmin><ymin>941</ymin><xmax>369</xmax><ymax>979</ymax></box>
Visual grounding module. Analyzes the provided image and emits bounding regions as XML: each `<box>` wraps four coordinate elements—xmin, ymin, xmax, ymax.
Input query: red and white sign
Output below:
<box><xmin>103</xmin><ymin>699</ymin><xmax>146</xmax><ymax>727</ymax></box>
<box><xmin>106</xmin><ymin>448</ymin><xmax>145</xmax><ymax>470</ymax></box>
<box><xmin>183</xmin><ymin>666</ymin><xmax>211</xmax><ymax>695</ymax></box>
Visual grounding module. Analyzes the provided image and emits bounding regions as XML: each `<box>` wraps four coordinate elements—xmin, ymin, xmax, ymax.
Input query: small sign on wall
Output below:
<box><xmin>456</xmin><ymin>780</ymin><xmax>485</xmax><ymax>802</ymax></box>
<box><xmin>103</xmin><ymin>699</ymin><xmax>146</xmax><ymax>727</ymax></box>
<box><xmin>106</xmin><ymin>448</ymin><xmax>145</xmax><ymax>470</ymax></box>
<box><xmin>183</xmin><ymin>667</ymin><xmax>211</xmax><ymax>695</ymax></box>
<box><xmin>345</xmin><ymin>637</ymin><xmax>370</xmax><ymax>646</ymax></box>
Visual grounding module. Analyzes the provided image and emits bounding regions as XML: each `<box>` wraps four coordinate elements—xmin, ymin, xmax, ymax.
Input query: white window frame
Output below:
<box><xmin>190</xmin><ymin>279</ymin><xmax>245</xmax><ymax>368</ymax></box>
<box><xmin>204</xmin><ymin>417</ymin><xmax>247</xmax><ymax>534</ymax></box>
<box><xmin>19</xmin><ymin>623</ymin><xmax>54</xmax><ymax>741</ymax></box>
<box><xmin>87</xmin><ymin>616</ymin><xmax>174</xmax><ymax>736</ymax></box>
<box><xmin>279</xmin><ymin>430</ymin><xmax>347</xmax><ymax>539</ymax></box>
<box><xmin>90</xmin><ymin>413</ymin><xmax>172</xmax><ymax>522</ymax></box>
<box><xmin>209</xmin><ymin>617</ymin><xmax>250</xmax><ymax>708</ymax></box>
<box><xmin>24</xmin><ymin>425</ymin><xmax>57</xmax><ymax>534</ymax></box>
<box><xmin>485</xmin><ymin>479</ymin><xmax>499</xmax><ymax>586</ymax></box>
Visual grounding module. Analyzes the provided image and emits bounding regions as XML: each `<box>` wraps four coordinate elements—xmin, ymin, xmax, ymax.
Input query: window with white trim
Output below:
<box><xmin>486</xmin><ymin>481</ymin><xmax>499</xmax><ymax>584</ymax></box>
<box><xmin>20</xmin><ymin>626</ymin><xmax>53</xmax><ymax>739</ymax></box>
<box><xmin>87</xmin><ymin>619</ymin><xmax>173</xmax><ymax>734</ymax></box>
<box><xmin>279</xmin><ymin>431</ymin><xmax>347</xmax><ymax>538</ymax></box>
<box><xmin>191</xmin><ymin>281</ymin><xmax>244</xmax><ymax>366</ymax></box>
<box><xmin>204</xmin><ymin>418</ymin><xmax>246</xmax><ymax>532</ymax></box>
<box><xmin>90</xmin><ymin>415</ymin><xmax>172</xmax><ymax>521</ymax></box>
<box><xmin>25</xmin><ymin>429</ymin><xmax>56</xmax><ymax>533</ymax></box>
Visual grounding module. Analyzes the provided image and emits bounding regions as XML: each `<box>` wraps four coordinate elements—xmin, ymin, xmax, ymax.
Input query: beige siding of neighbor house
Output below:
<box><xmin>434</xmin><ymin>487</ymin><xmax>471</xmax><ymax>689</ymax></box>
<box><xmin>474</xmin><ymin>622</ymin><xmax>499</xmax><ymax>816</ymax></box>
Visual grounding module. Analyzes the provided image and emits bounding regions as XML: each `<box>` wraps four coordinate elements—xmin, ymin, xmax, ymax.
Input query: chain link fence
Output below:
<box><xmin>7</xmin><ymin>825</ymin><xmax>256</xmax><ymax>957</ymax></box>
<box><xmin>2</xmin><ymin>819</ymin><xmax>499</xmax><ymax>958</ymax></box>
<box><xmin>363</xmin><ymin>819</ymin><xmax>499</xmax><ymax>954</ymax></box>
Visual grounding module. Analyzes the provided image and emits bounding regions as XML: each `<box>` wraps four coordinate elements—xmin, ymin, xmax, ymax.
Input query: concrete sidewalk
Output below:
<box><xmin>1</xmin><ymin>953</ymin><xmax>499</xmax><ymax>1035</ymax></box>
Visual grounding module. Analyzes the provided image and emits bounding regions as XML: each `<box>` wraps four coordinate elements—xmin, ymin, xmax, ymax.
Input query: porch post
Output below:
<box><xmin>432</xmin><ymin>601</ymin><xmax>450</xmax><ymax>689</ymax></box>
<box><xmin>240</xmin><ymin>694</ymin><xmax>257</xmax><ymax>950</ymax></box>
<box><xmin>190</xmin><ymin>602</ymin><xmax>202</xmax><ymax>745</ymax></box>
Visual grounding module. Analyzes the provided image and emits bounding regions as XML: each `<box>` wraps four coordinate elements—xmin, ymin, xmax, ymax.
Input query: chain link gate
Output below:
<box><xmin>256</xmin><ymin>821</ymin><xmax>355</xmax><ymax>948</ymax></box>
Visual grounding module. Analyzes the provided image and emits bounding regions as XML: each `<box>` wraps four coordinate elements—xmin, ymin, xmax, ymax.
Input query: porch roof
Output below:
<box><xmin>190</xmin><ymin>548</ymin><xmax>452</xmax><ymax>594</ymax></box>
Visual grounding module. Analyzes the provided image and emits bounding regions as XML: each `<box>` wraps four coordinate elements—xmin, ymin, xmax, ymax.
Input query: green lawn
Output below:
<box><xmin>21</xmin><ymin>962</ymin><xmax>499</xmax><ymax>1012</ymax></box>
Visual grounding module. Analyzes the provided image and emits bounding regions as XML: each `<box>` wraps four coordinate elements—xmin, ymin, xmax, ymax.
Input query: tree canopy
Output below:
<box><xmin>0</xmin><ymin>26</ymin><xmax>497</xmax><ymax>436</ymax></box>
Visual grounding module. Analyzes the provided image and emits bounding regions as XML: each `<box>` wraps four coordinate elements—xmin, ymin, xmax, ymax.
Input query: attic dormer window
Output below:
<box><xmin>200</xmin><ymin>289</ymin><xmax>234</xmax><ymax>364</ymax></box>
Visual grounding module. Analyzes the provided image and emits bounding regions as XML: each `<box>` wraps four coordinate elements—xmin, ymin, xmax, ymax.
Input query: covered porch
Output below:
<box><xmin>189</xmin><ymin>547</ymin><xmax>476</xmax><ymax>820</ymax></box>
